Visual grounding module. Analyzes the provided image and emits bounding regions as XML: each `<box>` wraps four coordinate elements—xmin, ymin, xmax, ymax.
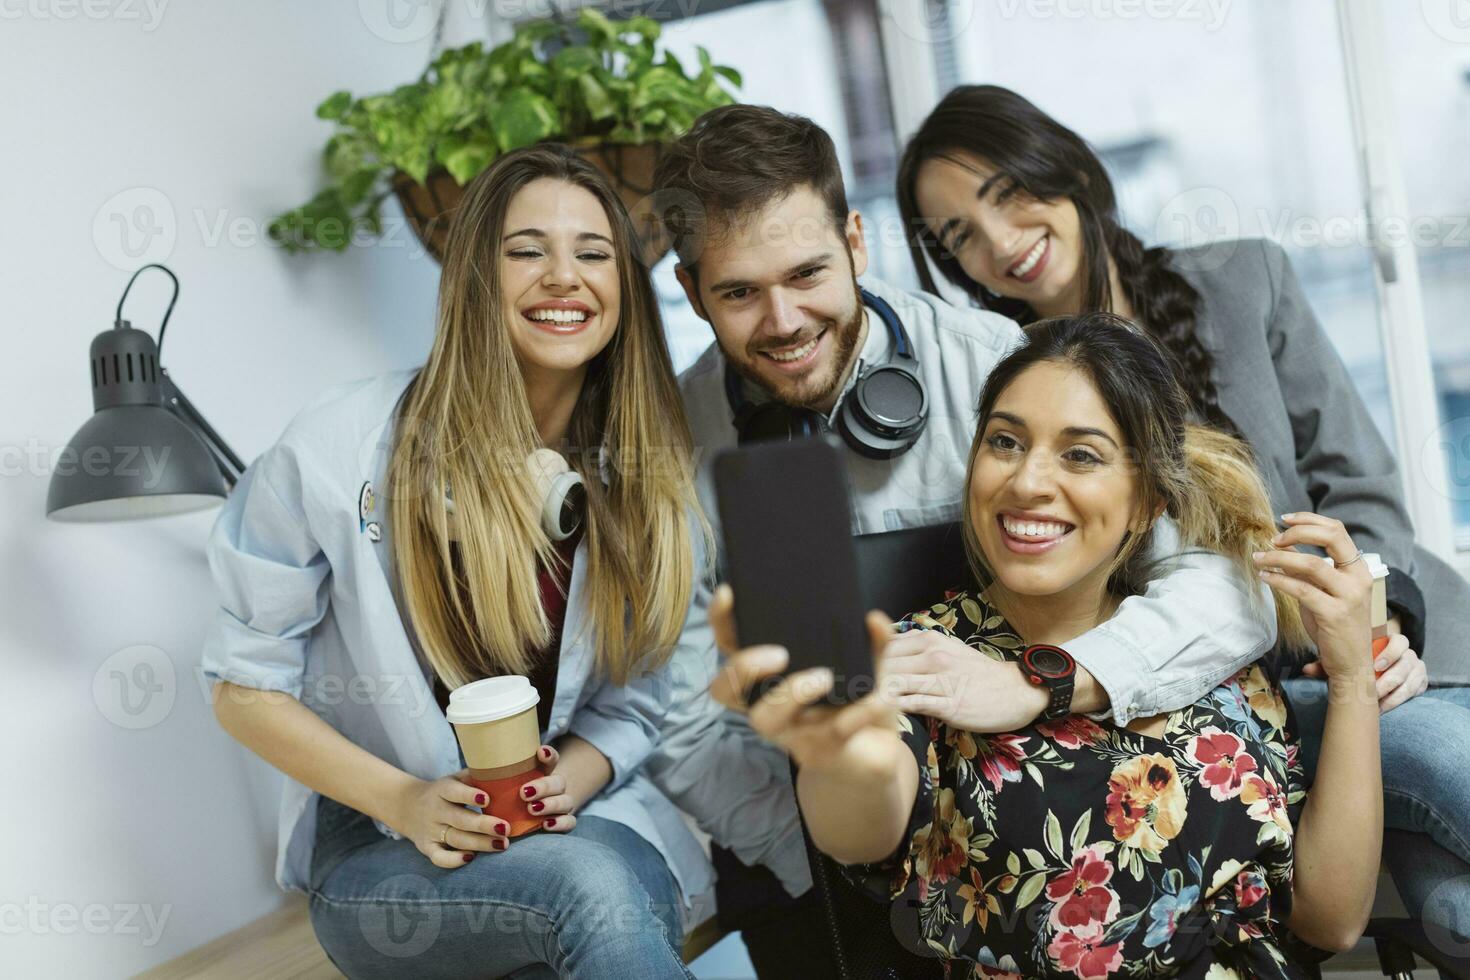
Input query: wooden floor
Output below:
<box><xmin>135</xmin><ymin>893</ymin><xmax>1434</xmax><ymax>979</ymax></box>
<box><xmin>136</xmin><ymin>896</ymin><xmax>343</xmax><ymax>979</ymax></box>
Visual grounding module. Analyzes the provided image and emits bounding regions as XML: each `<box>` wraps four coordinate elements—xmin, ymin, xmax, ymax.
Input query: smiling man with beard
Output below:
<box><xmin>642</xmin><ymin>104</ymin><xmax>1279</xmax><ymax>978</ymax></box>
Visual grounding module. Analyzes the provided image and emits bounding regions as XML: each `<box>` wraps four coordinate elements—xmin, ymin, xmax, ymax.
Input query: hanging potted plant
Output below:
<box><xmin>268</xmin><ymin>9</ymin><xmax>742</xmax><ymax>264</ymax></box>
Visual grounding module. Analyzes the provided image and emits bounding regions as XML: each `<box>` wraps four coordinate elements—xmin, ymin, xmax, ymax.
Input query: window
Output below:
<box><xmin>647</xmin><ymin>0</ymin><xmax>911</xmax><ymax>370</ymax></box>
<box><xmin>1379</xmin><ymin>9</ymin><xmax>1470</xmax><ymax>547</ymax></box>
<box><xmin>925</xmin><ymin>2</ymin><xmax>1400</xmax><ymax>447</ymax></box>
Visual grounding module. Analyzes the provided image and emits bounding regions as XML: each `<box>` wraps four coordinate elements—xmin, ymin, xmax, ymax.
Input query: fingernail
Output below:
<box><xmin>540</xmin><ymin>746</ymin><xmax>552</xmax><ymax>760</ymax></box>
<box><xmin>530</xmin><ymin>801</ymin><xmax>545</xmax><ymax>813</ymax></box>
<box><xmin>1374</xmin><ymin>658</ymin><xmax>1384</xmax><ymax>671</ymax></box>
<box><xmin>544</xmin><ymin>818</ymin><xmax>556</xmax><ymax>829</ymax></box>
<box><xmin>1257</xmin><ymin>570</ymin><xmax>1270</xmax><ymax>580</ymax></box>
<box><xmin>462</xmin><ymin>852</ymin><xmax>473</xmax><ymax>863</ymax></box>
<box><xmin>493</xmin><ymin>839</ymin><xmax>507</xmax><ymax>851</ymax></box>
<box><xmin>496</xmin><ymin>821</ymin><xmax>508</xmax><ymax>835</ymax></box>
<box><xmin>523</xmin><ymin>786</ymin><xmax>535</xmax><ymax>799</ymax></box>
<box><xmin>1252</xmin><ymin>551</ymin><xmax>1265</xmax><ymax>560</ymax></box>
<box><xmin>475</xmin><ymin>793</ymin><xmax>486</xmax><ymax>806</ymax></box>
<box><xmin>1281</xmin><ymin>513</ymin><xmax>1294</xmax><ymax>520</ymax></box>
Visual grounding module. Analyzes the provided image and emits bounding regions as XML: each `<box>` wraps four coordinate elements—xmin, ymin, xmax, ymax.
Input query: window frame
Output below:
<box><xmin>881</xmin><ymin>0</ymin><xmax>1467</xmax><ymax>575</ymax></box>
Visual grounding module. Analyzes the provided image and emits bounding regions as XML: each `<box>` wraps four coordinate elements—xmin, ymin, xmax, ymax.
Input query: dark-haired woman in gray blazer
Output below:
<box><xmin>898</xmin><ymin>83</ymin><xmax>1470</xmax><ymax>939</ymax></box>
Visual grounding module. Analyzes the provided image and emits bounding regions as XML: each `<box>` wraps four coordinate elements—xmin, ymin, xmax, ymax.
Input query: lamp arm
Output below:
<box><xmin>159</xmin><ymin>368</ymin><xmax>245</xmax><ymax>488</ymax></box>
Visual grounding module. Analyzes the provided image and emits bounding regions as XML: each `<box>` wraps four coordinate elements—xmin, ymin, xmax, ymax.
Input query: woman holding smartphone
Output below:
<box><xmin>713</xmin><ymin>314</ymin><xmax>1383</xmax><ymax>977</ymax></box>
<box><xmin>202</xmin><ymin>145</ymin><xmax>709</xmax><ymax>979</ymax></box>
<box><xmin>892</xmin><ymin>84</ymin><xmax>1470</xmax><ymax>931</ymax></box>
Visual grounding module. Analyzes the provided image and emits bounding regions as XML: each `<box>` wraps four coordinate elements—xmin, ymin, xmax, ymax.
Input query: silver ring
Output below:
<box><xmin>439</xmin><ymin>824</ymin><xmax>450</xmax><ymax>846</ymax></box>
<box><xmin>1334</xmin><ymin>549</ymin><xmax>1364</xmax><ymax>569</ymax></box>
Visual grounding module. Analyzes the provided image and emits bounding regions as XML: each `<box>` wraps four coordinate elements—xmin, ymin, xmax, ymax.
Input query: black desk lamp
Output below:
<box><xmin>46</xmin><ymin>264</ymin><xmax>245</xmax><ymax>522</ymax></box>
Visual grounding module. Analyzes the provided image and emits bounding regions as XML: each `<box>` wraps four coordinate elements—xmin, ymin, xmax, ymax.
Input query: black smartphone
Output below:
<box><xmin>712</xmin><ymin>437</ymin><xmax>874</xmax><ymax>705</ymax></box>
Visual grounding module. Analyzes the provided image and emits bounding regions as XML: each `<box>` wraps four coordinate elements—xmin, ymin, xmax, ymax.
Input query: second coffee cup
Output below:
<box><xmin>446</xmin><ymin>676</ymin><xmax>544</xmax><ymax>838</ymax></box>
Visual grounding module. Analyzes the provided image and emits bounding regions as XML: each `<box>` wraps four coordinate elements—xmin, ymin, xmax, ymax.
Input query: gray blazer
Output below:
<box><xmin>1177</xmin><ymin>238</ymin><xmax>1470</xmax><ymax>685</ymax></box>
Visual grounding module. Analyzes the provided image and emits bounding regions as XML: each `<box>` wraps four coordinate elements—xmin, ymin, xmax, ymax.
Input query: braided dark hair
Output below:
<box><xmin>896</xmin><ymin>85</ymin><xmax>1239</xmax><ymax>437</ymax></box>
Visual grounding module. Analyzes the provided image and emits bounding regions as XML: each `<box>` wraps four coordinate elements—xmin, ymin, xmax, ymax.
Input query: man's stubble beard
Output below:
<box><xmin>723</xmin><ymin>280</ymin><xmax>866</xmax><ymax>412</ymax></box>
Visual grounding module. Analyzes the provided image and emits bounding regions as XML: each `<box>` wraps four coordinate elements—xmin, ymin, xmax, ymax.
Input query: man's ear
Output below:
<box><xmin>674</xmin><ymin>263</ymin><xmax>709</xmax><ymax>322</ymax></box>
<box><xmin>845</xmin><ymin>209</ymin><xmax>869</xmax><ymax>279</ymax></box>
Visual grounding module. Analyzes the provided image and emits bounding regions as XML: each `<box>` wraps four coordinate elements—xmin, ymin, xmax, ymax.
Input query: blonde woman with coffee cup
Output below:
<box><xmin>202</xmin><ymin>145</ymin><xmax>709</xmax><ymax>979</ymax></box>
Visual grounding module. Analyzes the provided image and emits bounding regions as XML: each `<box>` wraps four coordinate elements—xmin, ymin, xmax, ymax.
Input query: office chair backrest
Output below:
<box><xmin>800</xmin><ymin>521</ymin><xmax>972</xmax><ymax>980</ymax></box>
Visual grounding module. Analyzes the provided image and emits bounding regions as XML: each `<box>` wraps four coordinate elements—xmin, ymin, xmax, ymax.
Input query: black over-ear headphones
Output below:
<box><xmin>724</xmin><ymin>288</ymin><xmax>928</xmax><ymax>459</ymax></box>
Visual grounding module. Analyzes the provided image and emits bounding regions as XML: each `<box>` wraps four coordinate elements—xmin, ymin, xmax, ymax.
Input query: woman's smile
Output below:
<box><xmin>996</xmin><ymin>509</ymin><xmax>1076</xmax><ymax>555</ymax></box>
<box><xmin>522</xmin><ymin>298</ymin><xmax>597</xmax><ymax>335</ymax></box>
<box><xmin>1007</xmin><ymin>234</ymin><xmax>1050</xmax><ymax>283</ymax></box>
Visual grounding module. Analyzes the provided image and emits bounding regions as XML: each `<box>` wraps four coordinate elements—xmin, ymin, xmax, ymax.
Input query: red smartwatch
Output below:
<box><xmin>1019</xmin><ymin>644</ymin><xmax>1076</xmax><ymax>720</ymax></box>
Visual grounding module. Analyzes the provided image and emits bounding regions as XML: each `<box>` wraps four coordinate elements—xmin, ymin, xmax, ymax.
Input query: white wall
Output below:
<box><xmin>0</xmin><ymin>3</ymin><xmax>482</xmax><ymax>974</ymax></box>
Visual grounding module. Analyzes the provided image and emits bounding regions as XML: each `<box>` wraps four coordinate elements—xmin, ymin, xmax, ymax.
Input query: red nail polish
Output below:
<box><xmin>522</xmin><ymin>786</ymin><xmax>535</xmax><ymax>799</ymax></box>
<box><xmin>494</xmin><ymin>839</ymin><xmax>507</xmax><ymax>851</ymax></box>
<box><xmin>462</xmin><ymin>853</ymin><xmax>473</xmax><ymax>863</ymax></box>
<box><xmin>496</xmin><ymin>822</ymin><xmax>508</xmax><ymax>835</ymax></box>
<box><xmin>541</xmin><ymin>747</ymin><xmax>552</xmax><ymax>759</ymax></box>
<box><xmin>544</xmin><ymin>818</ymin><xmax>556</xmax><ymax>829</ymax></box>
<box><xmin>530</xmin><ymin>801</ymin><xmax>545</xmax><ymax>813</ymax></box>
<box><xmin>475</xmin><ymin>793</ymin><xmax>486</xmax><ymax>806</ymax></box>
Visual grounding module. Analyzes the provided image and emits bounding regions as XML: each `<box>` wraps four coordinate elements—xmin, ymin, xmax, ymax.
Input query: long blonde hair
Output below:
<box><xmin>961</xmin><ymin>313</ymin><xmax>1310</xmax><ymax>652</ymax></box>
<box><xmin>387</xmin><ymin>144</ymin><xmax>709</xmax><ymax>688</ymax></box>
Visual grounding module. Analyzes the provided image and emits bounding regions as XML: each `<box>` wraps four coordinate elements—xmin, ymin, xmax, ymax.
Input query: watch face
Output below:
<box><xmin>1025</xmin><ymin>645</ymin><xmax>1073</xmax><ymax>678</ymax></box>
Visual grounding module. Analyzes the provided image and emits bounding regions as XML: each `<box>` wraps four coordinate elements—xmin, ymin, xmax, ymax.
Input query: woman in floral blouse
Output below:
<box><xmin>710</xmin><ymin>313</ymin><xmax>1386</xmax><ymax>978</ymax></box>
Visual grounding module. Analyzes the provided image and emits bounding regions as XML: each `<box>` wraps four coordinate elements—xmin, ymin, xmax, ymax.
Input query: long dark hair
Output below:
<box><xmin>897</xmin><ymin>85</ymin><xmax>1238</xmax><ymax>436</ymax></box>
<box><xmin>961</xmin><ymin>313</ymin><xmax>1306</xmax><ymax>649</ymax></box>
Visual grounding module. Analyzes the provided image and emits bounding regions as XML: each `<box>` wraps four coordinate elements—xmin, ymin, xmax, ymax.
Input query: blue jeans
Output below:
<box><xmin>307</xmin><ymin>795</ymin><xmax>693</xmax><ymax>980</ymax></box>
<box><xmin>1281</xmin><ymin>679</ymin><xmax>1470</xmax><ymax>938</ymax></box>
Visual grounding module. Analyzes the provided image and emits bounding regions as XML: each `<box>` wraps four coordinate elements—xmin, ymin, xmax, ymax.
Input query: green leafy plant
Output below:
<box><xmin>269</xmin><ymin>9</ymin><xmax>741</xmax><ymax>252</ymax></box>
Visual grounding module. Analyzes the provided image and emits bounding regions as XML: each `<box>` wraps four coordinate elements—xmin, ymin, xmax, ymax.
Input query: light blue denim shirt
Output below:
<box><xmin>199</xmin><ymin>370</ymin><xmax>713</xmax><ymax>908</ymax></box>
<box><xmin>645</xmin><ymin>276</ymin><xmax>1278</xmax><ymax>898</ymax></box>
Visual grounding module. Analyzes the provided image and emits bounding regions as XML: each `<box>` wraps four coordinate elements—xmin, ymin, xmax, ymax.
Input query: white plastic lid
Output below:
<box><xmin>444</xmin><ymin>676</ymin><xmax>539</xmax><ymax>725</ymax></box>
<box><xmin>1364</xmin><ymin>552</ymin><xmax>1389</xmax><ymax>580</ymax></box>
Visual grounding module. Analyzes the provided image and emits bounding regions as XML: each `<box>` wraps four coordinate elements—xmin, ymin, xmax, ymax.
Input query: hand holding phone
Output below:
<box><xmin>712</xmin><ymin>437</ymin><xmax>878</xmax><ymax>705</ymax></box>
<box><xmin>707</xmin><ymin>582</ymin><xmax>903</xmax><ymax>776</ymax></box>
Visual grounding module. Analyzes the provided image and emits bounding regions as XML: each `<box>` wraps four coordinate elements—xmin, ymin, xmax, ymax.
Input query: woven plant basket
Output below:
<box><xmin>392</xmin><ymin>141</ymin><xmax>670</xmax><ymax>266</ymax></box>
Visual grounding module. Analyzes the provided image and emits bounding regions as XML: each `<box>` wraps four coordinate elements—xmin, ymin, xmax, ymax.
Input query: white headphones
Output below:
<box><xmin>444</xmin><ymin>448</ymin><xmax>587</xmax><ymax>542</ymax></box>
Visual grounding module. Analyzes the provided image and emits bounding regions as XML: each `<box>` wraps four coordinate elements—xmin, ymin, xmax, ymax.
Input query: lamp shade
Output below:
<box><xmin>46</xmin><ymin>321</ymin><xmax>228</xmax><ymax>522</ymax></box>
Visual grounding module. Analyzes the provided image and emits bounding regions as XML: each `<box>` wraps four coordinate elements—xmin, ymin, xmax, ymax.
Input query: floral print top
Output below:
<box><xmin>845</xmin><ymin>591</ymin><xmax>1310</xmax><ymax>980</ymax></box>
